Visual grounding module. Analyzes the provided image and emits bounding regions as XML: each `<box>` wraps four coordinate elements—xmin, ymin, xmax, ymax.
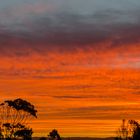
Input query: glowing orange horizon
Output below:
<box><xmin>0</xmin><ymin>42</ymin><xmax>140</xmax><ymax>137</ymax></box>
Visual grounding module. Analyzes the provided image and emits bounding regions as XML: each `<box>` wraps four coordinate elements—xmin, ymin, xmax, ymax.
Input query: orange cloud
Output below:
<box><xmin>0</xmin><ymin>25</ymin><xmax>140</xmax><ymax>137</ymax></box>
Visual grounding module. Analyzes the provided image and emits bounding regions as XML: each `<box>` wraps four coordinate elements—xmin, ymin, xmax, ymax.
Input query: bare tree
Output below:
<box><xmin>116</xmin><ymin>119</ymin><xmax>129</xmax><ymax>140</ymax></box>
<box><xmin>0</xmin><ymin>98</ymin><xmax>37</xmax><ymax>139</ymax></box>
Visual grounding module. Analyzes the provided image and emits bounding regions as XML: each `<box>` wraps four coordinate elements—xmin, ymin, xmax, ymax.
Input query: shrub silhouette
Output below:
<box><xmin>14</xmin><ymin>128</ymin><xmax>33</xmax><ymax>140</ymax></box>
<box><xmin>48</xmin><ymin>129</ymin><xmax>62</xmax><ymax>140</ymax></box>
<box><xmin>0</xmin><ymin>98</ymin><xmax>37</xmax><ymax>139</ymax></box>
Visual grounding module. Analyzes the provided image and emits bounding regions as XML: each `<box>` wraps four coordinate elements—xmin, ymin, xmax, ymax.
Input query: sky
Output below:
<box><xmin>0</xmin><ymin>0</ymin><xmax>140</xmax><ymax>137</ymax></box>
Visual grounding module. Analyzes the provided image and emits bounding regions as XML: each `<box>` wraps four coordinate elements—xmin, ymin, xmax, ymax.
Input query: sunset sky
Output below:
<box><xmin>0</xmin><ymin>0</ymin><xmax>140</xmax><ymax>137</ymax></box>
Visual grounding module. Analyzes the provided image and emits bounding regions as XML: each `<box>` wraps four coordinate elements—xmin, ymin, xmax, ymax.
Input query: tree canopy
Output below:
<box><xmin>0</xmin><ymin>98</ymin><xmax>37</xmax><ymax>139</ymax></box>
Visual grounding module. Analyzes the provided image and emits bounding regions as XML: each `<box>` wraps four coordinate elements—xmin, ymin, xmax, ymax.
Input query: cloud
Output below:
<box><xmin>52</xmin><ymin>95</ymin><xmax>86</xmax><ymax>99</ymax></box>
<box><xmin>44</xmin><ymin>104</ymin><xmax>140</xmax><ymax>120</ymax></box>
<box><xmin>0</xmin><ymin>1</ymin><xmax>140</xmax><ymax>137</ymax></box>
<box><xmin>0</xmin><ymin>9</ymin><xmax>140</xmax><ymax>49</ymax></box>
<box><xmin>0</xmin><ymin>1</ymin><xmax>57</xmax><ymax>22</ymax></box>
<box><xmin>0</xmin><ymin>8</ymin><xmax>139</xmax><ymax>74</ymax></box>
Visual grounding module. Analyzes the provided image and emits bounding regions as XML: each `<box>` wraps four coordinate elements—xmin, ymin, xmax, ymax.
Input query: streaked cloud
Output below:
<box><xmin>0</xmin><ymin>0</ymin><xmax>140</xmax><ymax>137</ymax></box>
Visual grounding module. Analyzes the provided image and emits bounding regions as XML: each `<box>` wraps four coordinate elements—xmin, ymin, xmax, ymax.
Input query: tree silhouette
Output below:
<box><xmin>129</xmin><ymin>120</ymin><xmax>140</xmax><ymax>140</ymax></box>
<box><xmin>0</xmin><ymin>98</ymin><xmax>37</xmax><ymax>139</ymax></box>
<box><xmin>116</xmin><ymin>119</ymin><xmax>140</xmax><ymax>140</ymax></box>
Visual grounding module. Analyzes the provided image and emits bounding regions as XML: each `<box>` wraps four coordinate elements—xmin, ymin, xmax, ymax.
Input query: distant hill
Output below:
<box><xmin>32</xmin><ymin>137</ymin><xmax>115</xmax><ymax>140</ymax></box>
<box><xmin>62</xmin><ymin>137</ymin><xmax>115</xmax><ymax>140</ymax></box>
